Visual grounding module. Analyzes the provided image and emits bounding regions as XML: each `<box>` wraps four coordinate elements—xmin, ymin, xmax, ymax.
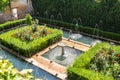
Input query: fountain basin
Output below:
<box><xmin>42</xmin><ymin>46</ymin><xmax>83</xmax><ymax>67</ymax></box>
<box><xmin>63</xmin><ymin>31</ymin><xmax>96</xmax><ymax>45</ymax></box>
<box><xmin>70</xmin><ymin>33</ymin><xmax>83</xmax><ymax>40</ymax></box>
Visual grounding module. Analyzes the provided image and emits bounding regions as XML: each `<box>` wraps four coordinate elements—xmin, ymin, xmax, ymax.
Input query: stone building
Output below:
<box><xmin>0</xmin><ymin>0</ymin><xmax>34</xmax><ymax>23</ymax></box>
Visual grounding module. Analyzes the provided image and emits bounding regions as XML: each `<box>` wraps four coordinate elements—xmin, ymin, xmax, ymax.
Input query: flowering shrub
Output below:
<box><xmin>118</xmin><ymin>53</ymin><xmax>120</xmax><ymax>58</ymax></box>
<box><xmin>89</xmin><ymin>48</ymin><xmax>120</xmax><ymax>79</ymax></box>
<box><xmin>13</xmin><ymin>25</ymin><xmax>53</xmax><ymax>41</ymax></box>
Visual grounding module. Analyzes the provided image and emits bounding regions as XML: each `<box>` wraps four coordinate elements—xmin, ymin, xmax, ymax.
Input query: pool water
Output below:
<box><xmin>0</xmin><ymin>48</ymin><xmax>60</xmax><ymax>80</ymax></box>
<box><xmin>63</xmin><ymin>31</ymin><xmax>96</xmax><ymax>45</ymax></box>
<box><xmin>42</xmin><ymin>46</ymin><xmax>83</xmax><ymax>66</ymax></box>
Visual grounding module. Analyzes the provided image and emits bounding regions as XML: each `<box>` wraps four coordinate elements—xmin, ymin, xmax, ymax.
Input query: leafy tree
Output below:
<box><xmin>0</xmin><ymin>0</ymin><xmax>9</xmax><ymax>11</ymax></box>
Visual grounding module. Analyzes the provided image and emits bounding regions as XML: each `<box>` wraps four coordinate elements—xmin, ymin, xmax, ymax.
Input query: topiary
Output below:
<box><xmin>25</xmin><ymin>14</ymin><xmax>33</xmax><ymax>25</ymax></box>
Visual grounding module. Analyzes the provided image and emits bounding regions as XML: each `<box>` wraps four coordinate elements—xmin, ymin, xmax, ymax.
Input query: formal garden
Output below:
<box><xmin>0</xmin><ymin>0</ymin><xmax>120</xmax><ymax>80</ymax></box>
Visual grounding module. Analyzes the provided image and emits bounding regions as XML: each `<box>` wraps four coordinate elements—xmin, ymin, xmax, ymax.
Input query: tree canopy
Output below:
<box><xmin>0</xmin><ymin>0</ymin><xmax>9</xmax><ymax>11</ymax></box>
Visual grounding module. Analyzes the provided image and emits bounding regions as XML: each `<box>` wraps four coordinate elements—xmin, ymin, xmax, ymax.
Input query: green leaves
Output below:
<box><xmin>89</xmin><ymin>47</ymin><xmax>120</xmax><ymax>79</ymax></box>
<box><xmin>25</xmin><ymin>14</ymin><xmax>33</xmax><ymax>26</ymax></box>
<box><xmin>67</xmin><ymin>67</ymin><xmax>113</xmax><ymax>80</ymax></box>
<box><xmin>0</xmin><ymin>0</ymin><xmax>9</xmax><ymax>11</ymax></box>
<box><xmin>0</xmin><ymin>18</ymin><xmax>26</xmax><ymax>31</ymax></box>
<box><xmin>0</xmin><ymin>60</ymin><xmax>38</xmax><ymax>80</ymax></box>
<box><xmin>32</xmin><ymin>0</ymin><xmax>120</xmax><ymax>34</ymax></box>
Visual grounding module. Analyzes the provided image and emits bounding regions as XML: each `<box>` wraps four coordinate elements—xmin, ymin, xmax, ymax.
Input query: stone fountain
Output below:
<box><xmin>70</xmin><ymin>33</ymin><xmax>82</xmax><ymax>40</ymax></box>
<box><xmin>42</xmin><ymin>42</ymin><xmax>83</xmax><ymax>66</ymax></box>
<box><xmin>44</xmin><ymin>11</ymin><xmax>48</xmax><ymax>18</ymax></box>
<box><xmin>56</xmin><ymin>42</ymin><xmax>66</xmax><ymax>61</ymax></box>
<box><xmin>69</xmin><ymin>19</ymin><xmax>83</xmax><ymax>40</ymax></box>
<box><xmin>57</xmin><ymin>13</ymin><xmax>63</xmax><ymax>21</ymax></box>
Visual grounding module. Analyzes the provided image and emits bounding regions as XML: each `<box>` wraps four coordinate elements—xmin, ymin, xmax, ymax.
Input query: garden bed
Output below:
<box><xmin>67</xmin><ymin>43</ymin><xmax>120</xmax><ymax>80</ymax></box>
<box><xmin>0</xmin><ymin>25</ymin><xmax>62</xmax><ymax>57</ymax></box>
<box><xmin>88</xmin><ymin>47</ymin><xmax>120</xmax><ymax>79</ymax></box>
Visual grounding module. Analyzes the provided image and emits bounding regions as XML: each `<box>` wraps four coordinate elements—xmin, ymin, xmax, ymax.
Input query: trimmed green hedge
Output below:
<box><xmin>68</xmin><ymin>67</ymin><xmax>113</xmax><ymax>80</ymax></box>
<box><xmin>0</xmin><ymin>19</ymin><xmax>26</xmax><ymax>31</ymax></box>
<box><xmin>73</xmin><ymin>43</ymin><xmax>110</xmax><ymax>68</ymax></box>
<box><xmin>67</xmin><ymin>43</ymin><xmax>120</xmax><ymax>80</ymax></box>
<box><xmin>37</xmin><ymin>17</ymin><xmax>120</xmax><ymax>41</ymax></box>
<box><xmin>0</xmin><ymin>26</ymin><xmax>62</xmax><ymax>57</ymax></box>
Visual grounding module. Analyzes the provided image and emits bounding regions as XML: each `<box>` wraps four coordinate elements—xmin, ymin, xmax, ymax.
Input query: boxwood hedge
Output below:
<box><xmin>67</xmin><ymin>43</ymin><xmax>120</xmax><ymax>80</ymax></box>
<box><xmin>0</xmin><ymin>26</ymin><xmax>62</xmax><ymax>57</ymax></box>
<box><xmin>0</xmin><ymin>19</ymin><xmax>25</xmax><ymax>31</ymax></box>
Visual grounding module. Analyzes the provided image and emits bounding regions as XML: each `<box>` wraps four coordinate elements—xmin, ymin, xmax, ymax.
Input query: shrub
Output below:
<box><xmin>0</xmin><ymin>59</ymin><xmax>37</xmax><ymax>80</ymax></box>
<box><xmin>13</xmin><ymin>25</ymin><xmax>54</xmax><ymax>42</ymax></box>
<box><xmin>88</xmin><ymin>47</ymin><xmax>120</xmax><ymax>79</ymax></box>
<box><xmin>25</xmin><ymin>14</ymin><xmax>33</xmax><ymax>25</ymax></box>
<box><xmin>67</xmin><ymin>67</ymin><xmax>113</xmax><ymax>80</ymax></box>
<box><xmin>0</xmin><ymin>19</ymin><xmax>25</xmax><ymax>31</ymax></box>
